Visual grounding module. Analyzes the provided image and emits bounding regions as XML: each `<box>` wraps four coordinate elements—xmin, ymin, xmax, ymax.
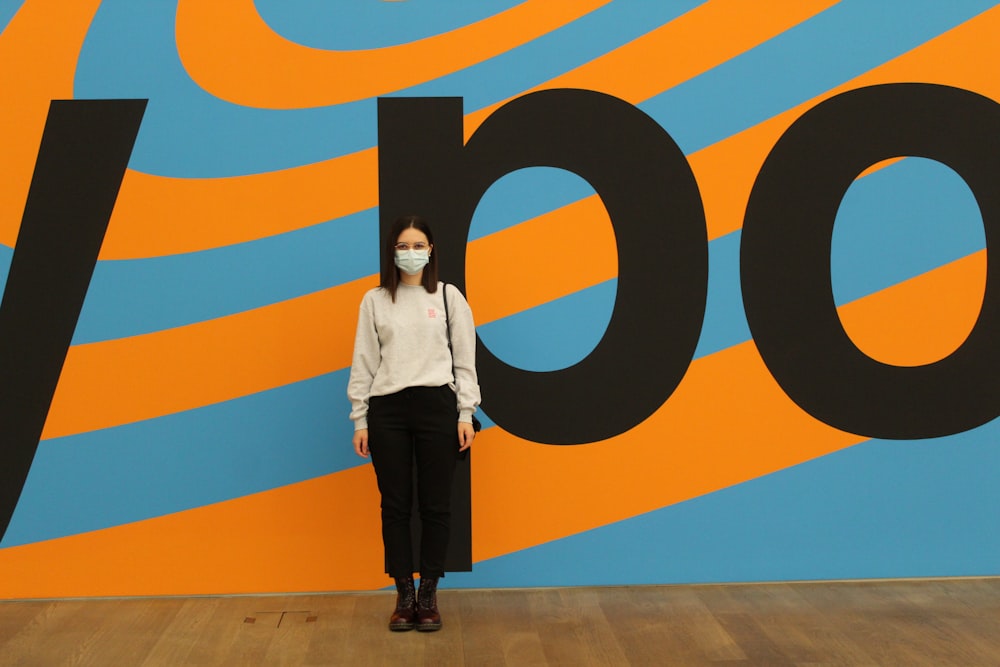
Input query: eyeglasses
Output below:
<box><xmin>394</xmin><ymin>242</ymin><xmax>429</xmax><ymax>251</ymax></box>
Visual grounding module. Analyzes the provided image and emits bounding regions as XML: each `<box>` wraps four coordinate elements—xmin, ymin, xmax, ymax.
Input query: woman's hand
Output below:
<box><xmin>458</xmin><ymin>422</ymin><xmax>476</xmax><ymax>452</ymax></box>
<box><xmin>353</xmin><ymin>428</ymin><xmax>370</xmax><ymax>458</ymax></box>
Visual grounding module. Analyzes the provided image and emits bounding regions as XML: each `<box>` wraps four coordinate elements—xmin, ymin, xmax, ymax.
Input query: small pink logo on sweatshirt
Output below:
<box><xmin>428</xmin><ymin>308</ymin><xmax>437</xmax><ymax>318</ymax></box>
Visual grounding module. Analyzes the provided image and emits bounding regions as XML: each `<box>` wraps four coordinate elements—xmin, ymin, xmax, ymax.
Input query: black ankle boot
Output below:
<box><xmin>389</xmin><ymin>577</ymin><xmax>416</xmax><ymax>631</ymax></box>
<box><xmin>416</xmin><ymin>576</ymin><xmax>442</xmax><ymax>632</ymax></box>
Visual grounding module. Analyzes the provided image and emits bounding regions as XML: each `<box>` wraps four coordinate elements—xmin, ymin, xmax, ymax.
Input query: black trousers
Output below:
<box><xmin>368</xmin><ymin>385</ymin><xmax>459</xmax><ymax>579</ymax></box>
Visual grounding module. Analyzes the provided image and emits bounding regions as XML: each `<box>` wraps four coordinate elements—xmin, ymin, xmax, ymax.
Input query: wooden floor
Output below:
<box><xmin>2</xmin><ymin>577</ymin><xmax>999</xmax><ymax>666</ymax></box>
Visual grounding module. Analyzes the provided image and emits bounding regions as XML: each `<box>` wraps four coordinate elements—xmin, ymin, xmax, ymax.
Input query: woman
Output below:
<box><xmin>347</xmin><ymin>215</ymin><xmax>480</xmax><ymax>632</ymax></box>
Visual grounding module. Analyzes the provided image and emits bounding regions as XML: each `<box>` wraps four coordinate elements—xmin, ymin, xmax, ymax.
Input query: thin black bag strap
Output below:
<box><xmin>442</xmin><ymin>283</ymin><xmax>455</xmax><ymax>377</ymax></box>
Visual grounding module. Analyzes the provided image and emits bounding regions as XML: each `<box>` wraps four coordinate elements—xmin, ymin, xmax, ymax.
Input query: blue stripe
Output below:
<box><xmin>0</xmin><ymin>248</ymin><xmax>9</xmax><ymax>293</ymax></box>
<box><xmin>0</xmin><ymin>1</ymin><xmax>24</xmax><ymax>32</ymax></box>
<box><xmin>397</xmin><ymin>0</ymin><xmax>705</xmax><ymax>108</ymax></box>
<box><xmin>71</xmin><ymin>209</ymin><xmax>379</xmax><ymax>345</ymax></box>
<box><xmin>471</xmin><ymin>167</ymin><xmax>599</xmax><ymax>238</ymax></box>
<box><xmin>478</xmin><ymin>281</ymin><xmax>616</xmax><ymax>372</ymax></box>
<box><xmin>254</xmin><ymin>0</ymin><xmax>524</xmax><ymax>50</ymax></box>
<box><xmin>446</xmin><ymin>416</ymin><xmax>1000</xmax><ymax>587</ymax></box>
<box><xmin>640</xmin><ymin>1</ymin><xmax>995</xmax><ymax>154</ymax></box>
<box><xmin>832</xmin><ymin>157</ymin><xmax>985</xmax><ymax>304</ymax></box>
<box><xmin>1</xmin><ymin>372</ymin><xmax>359</xmax><ymax>547</ymax></box>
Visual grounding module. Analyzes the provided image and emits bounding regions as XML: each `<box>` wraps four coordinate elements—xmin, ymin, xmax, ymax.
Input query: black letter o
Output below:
<box><xmin>467</xmin><ymin>90</ymin><xmax>708</xmax><ymax>443</ymax></box>
<box><xmin>741</xmin><ymin>83</ymin><xmax>1000</xmax><ymax>439</ymax></box>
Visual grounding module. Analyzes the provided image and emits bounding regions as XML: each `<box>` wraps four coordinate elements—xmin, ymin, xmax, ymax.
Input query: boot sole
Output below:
<box><xmin>416</xmin><ymin>622</ymin><xmax>442</xmax><ymax>632</ymax></box>
<box><xmin>389</xmin><ymin>622</ymin><xmax>415</xmax><ymax>632</ymax></box>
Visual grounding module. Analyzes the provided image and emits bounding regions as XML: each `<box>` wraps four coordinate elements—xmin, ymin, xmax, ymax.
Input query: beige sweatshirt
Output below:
<box><xmin>347</xmin><ymin>282</ymin><xmax>481</xmax><ymax>430</ymax></box>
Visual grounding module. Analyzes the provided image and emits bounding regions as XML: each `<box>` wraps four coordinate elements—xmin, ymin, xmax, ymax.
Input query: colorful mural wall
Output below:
<box><xmin>0</xmin><ymin>0</ymin><xmax>997</xmax><ymax>598</ymax></box>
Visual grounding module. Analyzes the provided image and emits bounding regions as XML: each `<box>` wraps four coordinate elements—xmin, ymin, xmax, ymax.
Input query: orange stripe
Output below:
<box><xmin>0</xmin><ymin>0</ymin><xmax>102</xmax><ymax>251</ymax></box>
<box><xmin>0</xmin><ymin>466</ymin><xmax>389</xmax><ymax>597</ymax></box>
<box><xmin>466</xmin><ymin>196</ymin><xmax>617</xmax><ymax>323</ymax></box>
<box><xmin>42</xmin><ymin>275</ymin><xmax>376</xmax><ymax>439</ymax></box>
<box><xmin>5</xmin><ymin>250</ymin><xmax>986</xmax><ymax>596</ymax></box>
<box><xmin>838</xmin><ymin>250</ymin><xmax>986</xmax><ymax>367</ymax></box>
<box><xmin>463</xmin><ymin>0</ymin><xmax>839</xmax><ymax>134</ymax></box>
<box><xmin>82</xmin><ymin>0</ymin><xmax>831</xmax><ymax>259</ymax></box>
<box><xmin>175</xmin><ymin>0</ymin><xmax>612</xmax><ymax>109</ymax></box>
<box><xmin>103</xmin><ymin>148</ymin><xmax>379</xmax><ymax>258</ymax></box>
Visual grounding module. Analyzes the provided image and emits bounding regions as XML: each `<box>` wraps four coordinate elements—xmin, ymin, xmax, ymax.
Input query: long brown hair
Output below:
<box><xmin>381</xmin><ymin>215</ymin><xmax>439</xmax><ymax>302</ymax></box>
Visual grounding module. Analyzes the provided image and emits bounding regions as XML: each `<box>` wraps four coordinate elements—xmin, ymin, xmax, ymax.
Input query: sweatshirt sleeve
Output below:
<box><xmin>347</xmin><ymin>292</ymin><xmax>379</xmax><ymax>430</ymax></box>
<box><xmin>447</xmin><ymin>286</ymin><xmax>481</xmax><ymax>423</ymax></box>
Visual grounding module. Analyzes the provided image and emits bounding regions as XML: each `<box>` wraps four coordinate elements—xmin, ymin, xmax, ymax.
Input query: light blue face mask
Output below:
<box><xmin>394</xmin><ymin>249</ymin><xmax>430</xmax><ymax>275</ymax></box>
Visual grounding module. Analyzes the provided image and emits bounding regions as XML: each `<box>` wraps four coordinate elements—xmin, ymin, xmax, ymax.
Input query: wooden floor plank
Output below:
<box><xmin>0</xmin><ymin>600</ymin><xmax>48</xmax><ymax>647</ymax></box>
<box><xmin>78</xmin><ymin>598</ymin><xmax>184</xmax><ymax>667</ymax></box>
<box><xmin>598</xmin><ymin>586</ymin><xmax>720</xmax><ymax>666</ymax></box>
<box><xmin>455</xmin><ymin>588</ymin><xmax>546</xmax><ymax>666</ymax></box>
<box><xmin>141</xmin><ymin>597</ymin><xmax>222</xmax><ymax>666</ymax></box>
<box><xmin>297</xmin><ymin>593</ymin><xmax>358</xmax><ymax>667</ymax></box>
<box><xmin>531</xmin><ymin>587</ymin><xmax>630</xmax><ymax>665</ymax></box>
<box><xmin>2</xmin><ymin>600</ymin><xmax>111</xmax><ymax>666</ymax></box>
<box><xmin>706</xmin><ymin>584</ymin><xmax>849</xmax><ymax>665</ymax></box>
<box><xmin>1</xmin><ymin>578</ymin><xmax>998</xmax><ymax>666</ymax></box>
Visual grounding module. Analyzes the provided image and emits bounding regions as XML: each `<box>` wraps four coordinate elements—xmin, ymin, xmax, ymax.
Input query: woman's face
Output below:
<box><xmin>393</xmin><ymin>227</ymin><xmax>432</xmax><ymax>280</ymax></box>
<box><xmin>394</xmin><ymin>227</ymin><xmax>431</xmax><ymax>254</ymax></box>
